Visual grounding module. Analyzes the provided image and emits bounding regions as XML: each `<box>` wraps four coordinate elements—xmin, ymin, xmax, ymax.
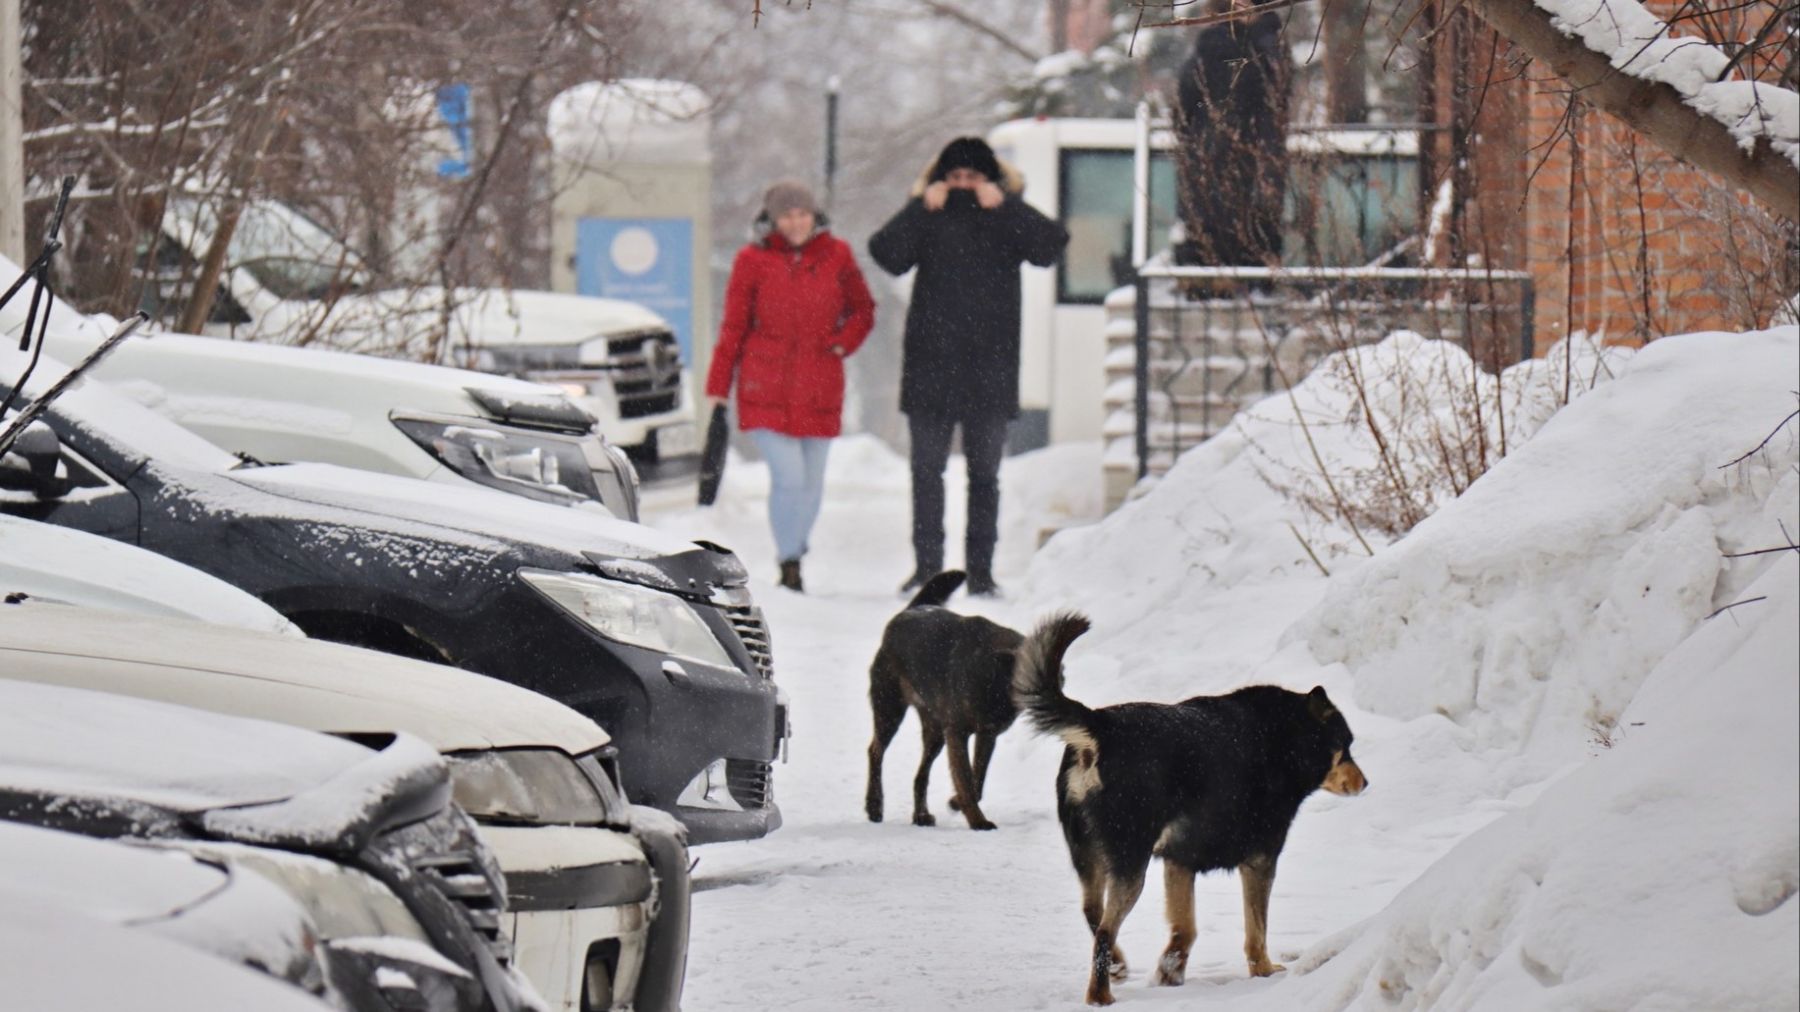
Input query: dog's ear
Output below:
<box><xmin>1307</xmin><ymin>686</ymin><xmax>1339</xmax><ymax>723</ymax></box>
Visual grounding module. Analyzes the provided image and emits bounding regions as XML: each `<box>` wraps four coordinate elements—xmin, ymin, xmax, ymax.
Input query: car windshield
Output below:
<box><xmin>168</xmin><ymin>198</ymin><xmax>371</xmax><ymax>299</ymax></box>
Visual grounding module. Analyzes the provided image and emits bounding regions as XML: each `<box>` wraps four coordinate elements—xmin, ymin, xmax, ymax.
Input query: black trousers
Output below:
<box><xmin>908</xmin><ymin>412</ymin><xmax>1009</xmax><ymax>578</ymax></box>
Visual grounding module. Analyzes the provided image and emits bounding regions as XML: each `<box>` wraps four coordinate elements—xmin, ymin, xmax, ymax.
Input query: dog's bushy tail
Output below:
<box><xmin>1012</xmin><ymin>611</ymin><xmax>1097</xmax><ymax>747</ymax></box>
<box><xmin>906</xmin><ymin>570</ymin><xmax>966</xmax><ymax>609</ymax></box>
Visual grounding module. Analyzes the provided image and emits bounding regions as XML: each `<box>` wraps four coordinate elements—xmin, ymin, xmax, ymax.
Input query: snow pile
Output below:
<box><xmin>1533</xmin><ymin>0</ymin><xmax>1800</xmax><ymax>164</ymax></box>
<box><xmin>1019</xmin><ymin>331</ymin><xmax>1626</xmax><ymax>703</ymax></box>
<box><xmin>1297</xmin><ymin>326</ymin><xmax>1798</xmax><ymax>758</ymax></box>
<box><xmin>1260</xmin><ymin>552</ymin><xmax>1799</xmax><ymax>1011</ymax></box>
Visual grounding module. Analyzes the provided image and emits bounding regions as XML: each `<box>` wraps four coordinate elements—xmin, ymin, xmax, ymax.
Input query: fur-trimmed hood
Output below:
<box><xmin>907</xmin><ymin>155</ymin><xmax>1027</xmax><ymax>197</ymax></box>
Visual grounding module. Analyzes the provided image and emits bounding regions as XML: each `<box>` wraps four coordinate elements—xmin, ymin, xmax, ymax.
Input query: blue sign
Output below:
<box><xmin>436</xmin><ymin>84</ymin><xmax>472</xmax><ymax>180</ymax></box>
<box><xmin>576</xmin><ymin>217</ymin><xmax>695</xmax><ymax>364</ymax></box>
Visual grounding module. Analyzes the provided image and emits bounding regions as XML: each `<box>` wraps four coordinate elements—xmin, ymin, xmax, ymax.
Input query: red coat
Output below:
<box><xmin>705</xmin><ymin>229</ymin><xmax>876</xmax><ymax>437</ymax></box>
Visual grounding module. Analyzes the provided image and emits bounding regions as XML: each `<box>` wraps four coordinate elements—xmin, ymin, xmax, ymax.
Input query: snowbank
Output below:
<box><xmin>1297</xmin><ymin>326</ymin><xmax>1799</xmax><ymax>757</ymax></box>
<box><xmin>1018</xmin><ymin>330</ymin><xmax>1626</xmax><ymax>703</ymax></box>
<box><xmin>1258</xmin><ymin>553</ymin><xmax>1799</xmax><ymax>1011</ymax></box>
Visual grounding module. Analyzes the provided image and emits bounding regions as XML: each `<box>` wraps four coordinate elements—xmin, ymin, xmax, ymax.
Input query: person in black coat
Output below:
<box><xmin>868</xmin><ymin>136</ymin><xmax>1068</xmax><ymax>598</ymax></box>
<box><xmin>1173</xmin><ymin>0</ymin><xmax>1291</xmax><ymax>269</ymax></box>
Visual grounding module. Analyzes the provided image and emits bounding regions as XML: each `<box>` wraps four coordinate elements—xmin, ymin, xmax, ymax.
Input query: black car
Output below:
<box><xmin>0</xmin><ymin>358</ymin><xmax>785</xmax><ymax>845</ymax></box>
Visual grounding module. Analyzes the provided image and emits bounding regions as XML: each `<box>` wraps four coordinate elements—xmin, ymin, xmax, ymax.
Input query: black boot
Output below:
<box><xmin>899</xmin><ymin>560</ymin><xmax>942</xmax><ymax>595</ymax></box>
<box><xmin>965</xmin><ymin>570</ymin><xmax>1002</xmax><ymax>598</ymax></box>
<box><xmin>779</xmin><ymin>559</ymin><xmax>804</xmax><ymax>593</ymax></box>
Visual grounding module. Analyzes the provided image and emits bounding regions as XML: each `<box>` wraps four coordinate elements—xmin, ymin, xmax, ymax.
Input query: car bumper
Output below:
<box><xmin>458</xmin><ymin>584</ymin><xmax>786</xmax><ymax>847</ymax></box>
<box><xmin>480</xmin><ymin>825</ymin><xmax>651</xmax><ymax>1012</ymax></box>
<box><xmin>559</xmin><ymin>643</ymin><xmax>785</xmax><ymax>845</ymax></box>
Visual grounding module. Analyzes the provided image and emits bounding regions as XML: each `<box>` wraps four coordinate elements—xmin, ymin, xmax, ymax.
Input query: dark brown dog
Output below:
<box><xmin>864</xmin><ymin>570</ymin><xmax>1024</xmax><ymax>831</ymax></box>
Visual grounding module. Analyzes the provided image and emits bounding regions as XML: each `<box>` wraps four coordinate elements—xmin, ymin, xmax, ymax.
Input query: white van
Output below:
<box><xmin>984</xmin><ymin>116</ymin><xmax>1419</xmax><ymax>448</ymax></box>
<box><xmin>142</xmin><ymin>196</ymin><xmax>699</xmax><ymax>472</ymax></box>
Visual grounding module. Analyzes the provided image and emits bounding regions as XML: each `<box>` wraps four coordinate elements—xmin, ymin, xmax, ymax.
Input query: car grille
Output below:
<box><xmin>606</xmin><ymin>329</ymin><xmax>683</xmax><ymax>419</ymax></box>
<box><xmin>413</xmin><ymin>850</ymin><xmax>512</xmax><ymax>965</ymax></box>
<box><xmin>721</xmin><ymin>603</ymin><xmax>773</xmax><ymax>679</ymax></box>
<box><xmin>726</xmin><ymin>758</ymin><xmax>774</xmax><ymax>810</ymax></box>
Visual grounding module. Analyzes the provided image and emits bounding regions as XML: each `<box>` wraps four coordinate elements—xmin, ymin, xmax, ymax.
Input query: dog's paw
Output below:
<box><xmin>1109</xmin><ymin>949</ymin><xmax>1129</xmax><ymax>981</ymax></box>
<box><xmin>1153</xmin><ymin>951</ymin><xmax>1185</xmax><ymax>986</ymax></box>
<box><xmin>948</xmin><ymin>795</ymin><xmax>963</xmax><ymax>812</ymax></box>
<box><xmin>866</xmin><ymin>808</ymin><xmax>883</xmax><ymax>823</ymax></box>
<box><xmin>1248</xmin><ymin>960</ymin><xmax>1286</xmax><ymax>978</ymax></box>
<box><xmin>911</xmin><ymin>812</ymin><xmax>936</xmax><ymax>827</ymax></box>
<box><xmin>1084</xmin><ymin>983</ymin><xmax>1115</xmax><ymax>1006</ymax></box>
<box><xmin>968</xmin><ymin>817</ymin><xmax>998</xmax><ymax>831</ymax></box>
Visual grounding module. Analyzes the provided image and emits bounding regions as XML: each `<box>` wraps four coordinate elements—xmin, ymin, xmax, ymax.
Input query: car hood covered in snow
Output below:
<box><xmin>0</xmin><ymin>515</ymin><xmax>299</xmax><ymax>636</ymax></box>
<box><xmin>228</xmin><ymin>461</ymin><xmax>711</xmax><ymax>568</ymax></box>
<box><xmin>0</xmin><ymin>679</ymin><xmax>441</xmax><ymax>824</ymax></box>
<box><xmin>0</xmin><ymin>601</ymin><xmax>611</xmax><ymax>754</ymax></box>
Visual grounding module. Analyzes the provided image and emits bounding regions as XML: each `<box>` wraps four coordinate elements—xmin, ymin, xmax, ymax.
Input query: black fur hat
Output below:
<box><xmin>929</xmin><ymin>136</ymin><xmax>1001</xmax><ymax>183</ymax></box>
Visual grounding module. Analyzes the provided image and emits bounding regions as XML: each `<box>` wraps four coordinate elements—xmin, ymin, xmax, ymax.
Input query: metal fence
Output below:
<box><xmin>1127</xmin><ymin>263</ymin><xmax>1535</xmax><ymax>480</ymax></box>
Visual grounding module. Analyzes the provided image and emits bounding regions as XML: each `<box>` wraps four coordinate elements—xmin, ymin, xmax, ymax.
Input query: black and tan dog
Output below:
<box><xmin>1012</xmin><ymin>612</ymin><xmax>1368</xmax><ymax>1006</ymax></box>
<box><xmin>864</xmin><ymin>570</ymin><xmax>1024</xmax><ymax>831</ymax></box>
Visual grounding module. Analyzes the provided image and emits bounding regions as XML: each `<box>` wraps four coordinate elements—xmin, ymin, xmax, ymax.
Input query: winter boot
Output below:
<box><xmin>779</xmin><ymin>559</ymin><xmax>804</xmax><ymax>593</ymax></box>
<box><xmin>898</xmin><ymin>554</ymin><xmax>943</xmax><ymax>596</ymax></box>
<box><xmin>965</xmin><ymin>570</ymin><xmax>1003</xmax><ymax>599</ymax></box>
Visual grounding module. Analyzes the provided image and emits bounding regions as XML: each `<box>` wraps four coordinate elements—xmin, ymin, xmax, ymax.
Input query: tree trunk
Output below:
<box><xmin>1464</xmin><ymin>0</ymin><xmax>1800</xmax><ymax>222</ymax></box>
<box><xmin>176</xmin><ymin>201</ymin><xmax>240</xmax><ymax>335</ymax></box>
<box><xmin>1324</xmin><ymin>0</ymin><xmax>1369</xmax><ymax>123</ymax></box>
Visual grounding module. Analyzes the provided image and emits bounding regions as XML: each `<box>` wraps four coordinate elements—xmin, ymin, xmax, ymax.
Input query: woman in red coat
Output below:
<box><xmin>705</xmin><ymin>180</ymin><xmax>876</xmax><ymax>592</ymax></box>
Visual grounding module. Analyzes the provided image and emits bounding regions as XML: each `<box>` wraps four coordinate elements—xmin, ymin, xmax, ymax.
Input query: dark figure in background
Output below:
<box><xmin>1173</xmin><ymin>0</ymin><xmax>1292</xmax><ymax>270</ymax></box>
<box><xmin>868</xmin><ymin>137</ymin><xmax>1069</xmax><ymax>598</ymax></box>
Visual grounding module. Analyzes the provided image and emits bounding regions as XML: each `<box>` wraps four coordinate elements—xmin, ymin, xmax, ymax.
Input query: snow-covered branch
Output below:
<box><xmin>1467</xmin><ymin>0</ymin><xmax>1800</xmax><ymax>219</ymax></box>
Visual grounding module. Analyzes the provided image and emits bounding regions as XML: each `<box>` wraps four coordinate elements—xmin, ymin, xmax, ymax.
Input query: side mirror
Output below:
<box><xmin>0</xmin><ymin>422</ymin><xmax>69</xmax><ymax>499</ymax></box>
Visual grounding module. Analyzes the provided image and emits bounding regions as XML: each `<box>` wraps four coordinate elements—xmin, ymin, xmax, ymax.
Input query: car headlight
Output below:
<box><xmin>394</xmin><ymin>416</ymin><xmax>602</xmax><ymax>503</ymax></box>
<box><xmin>519</xmin><ymin>568</ymin><xmax>736</xmax><ymax>670</ymax></box>
<box><xmin>446</xmin><ymin>749</ymin><xmax>622</xmax><ymax>826</ymax></box>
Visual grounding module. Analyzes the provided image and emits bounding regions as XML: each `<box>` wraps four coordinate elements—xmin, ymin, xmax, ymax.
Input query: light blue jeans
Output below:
<box><xmin>747</xmin><ymin>428</ymin><xmax>832</xmax><ymax>563</ymax></box>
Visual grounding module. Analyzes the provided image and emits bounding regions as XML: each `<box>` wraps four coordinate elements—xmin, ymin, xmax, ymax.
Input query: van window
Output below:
<box><xmin>1057</xmin><ymin>149</ymin><xmax>1178</xmax><ymax>304</ymax></box>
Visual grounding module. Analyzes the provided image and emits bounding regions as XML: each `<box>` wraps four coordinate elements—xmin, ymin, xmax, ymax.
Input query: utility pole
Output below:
<box><xmin>0</xmin><ymin>0</ymin><xmax>24</xmax><ymax>265</ymax></box>
<box><xmin>823</xmin><ymin>76</ymin><xmax>839</xmax><ymax>210</ymax></box>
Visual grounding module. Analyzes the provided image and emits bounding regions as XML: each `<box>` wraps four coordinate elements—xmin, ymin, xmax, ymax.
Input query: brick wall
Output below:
<box><xmin>1453</xmin><ymin>7</ymin><xmax>1795</xmax><ymax>353</ymax></box>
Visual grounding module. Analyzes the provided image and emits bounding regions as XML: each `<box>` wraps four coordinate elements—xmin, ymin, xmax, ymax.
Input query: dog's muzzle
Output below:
<box><xmin>1323</xmin><ymin>757</ymin><xmax>1367</xmax><ymax>796</ymax></box>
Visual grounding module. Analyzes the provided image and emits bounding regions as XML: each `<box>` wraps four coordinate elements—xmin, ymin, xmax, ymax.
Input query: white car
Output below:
<box><xmin>140</xmin><ymin>198</ymin><xmax>699</xmax><ymax>470</ymax></box>
<box><xmin>0</xmin><ymin>677</ymin><xmax>534</xmax><ymax>1012</ymax></box>
<box><xmin>0</xmin><ymin>513</ymin><xmax>299</xmax><ymax>634</ymax></box>
<box><xmin>7</xmin><ymin>293</ymin><xmax>642</xmax><ymax>520</ymax></box>
<box><xmin>0</xmin><ymin>600</ymin><xmax>688</xmax><ymax>1012</ymax></box>
<box><xmin>3</xmin><ymin>888</ymin><xmax>334</xmax><ymax>1012</ymax></box>
<box><xmin>0</xmin><ymin>821</ymin><xmax>333</xmax><ymax>1008</ymax></box>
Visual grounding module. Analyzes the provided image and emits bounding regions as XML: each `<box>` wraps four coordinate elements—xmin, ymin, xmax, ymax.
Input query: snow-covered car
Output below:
<box><xmin>0</xmin><ymin>678</ymin><xmax>535</xmax><ymax>1012</ymax></box>
<box><xmin>137</xmin><ymin>198</ymin><xmax>698</xmax><ymax>472</ymax></box>
<box><xmin>1</xmin><ymin>339</ymin><xmax>784</xmax><ymax>845</ymax></box>
<box><xmin>3</xmin><ymin>887</ymin><xmax>335</xmax><ymax>1012</ymax></box>
<box><xmin>25</xmin><ymin>318</ymin><xmax>641</xmax><ymax>520</ymax></box>
<box><xmin>0</xmin><ymin>820</ymin><xmax>333</xmax><ymax>1007</ymax></box>
<box><xmin>0</xmin><ymin>600</ymin><xmax>688</xmax><ymax>1012</ymax></box>
<box><xmin>0</xmin><ymin>512</ymin><xmax>299</xmax><ymax>634</ymax></box>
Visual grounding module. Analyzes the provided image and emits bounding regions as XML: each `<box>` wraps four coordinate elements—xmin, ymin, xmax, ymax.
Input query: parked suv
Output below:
<box><xmin>1</xmin><ymin>343</ymin><xmax>784</xmax><ymax>844</ymax></box>
<box><xmin>32</xmin><ymin>320</ymin><xmax>642</xmax><ymax>520</ymax></box>
<box><xmin>141</xmin><ymin>197</ymin><xmax>697</xmax><ymax>471</ymax></box>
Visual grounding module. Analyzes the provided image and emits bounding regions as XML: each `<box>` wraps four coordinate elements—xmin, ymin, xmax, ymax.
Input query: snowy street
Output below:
<box><xmin>648</xmin><ymin>328</ymin><xmax>1800</xmax><ymax>1011</ymax></box>
<box><xmin>650</xmin><ymin>440</ymin><xmax>1507</xmax><ymax>1010</ymax></box>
